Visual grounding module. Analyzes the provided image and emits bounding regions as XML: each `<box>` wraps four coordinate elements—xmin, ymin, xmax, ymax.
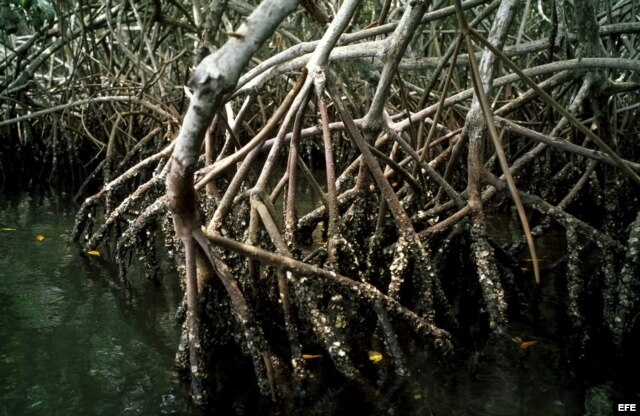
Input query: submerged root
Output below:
<box><xmin>470</xmin><ymin>222</ymin><xmax>508</xmax><ymax>332</ymax></box>
<box><xmin>609</xmin><ymin>210</ymin><xmax>640</xmax><ymax>344</ymax></box>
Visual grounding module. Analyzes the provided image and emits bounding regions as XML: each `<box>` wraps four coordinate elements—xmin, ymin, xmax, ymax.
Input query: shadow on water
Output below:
<box><xmin>0</xmin><ymin>191</ymin><xmax>196</xmax><ymax>415</ymax></box>
<box><xmin>194</xmin><ymin>207</ymin><xmax>590</xmax><ymax>414</ymax></box>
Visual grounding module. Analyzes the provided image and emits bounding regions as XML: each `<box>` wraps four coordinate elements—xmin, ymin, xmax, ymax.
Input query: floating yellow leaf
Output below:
<box><xmin>368</xmin><ymin>351</ymin><xmax>383</xmax><ymax>363</ymax></box>
<box><xmin>35</xmin><ymin>234</ymin><xmax>45</xmax><ymax>241</ymax></box>
<box><xmin>1</xmin><ymin>227</ymin><xmax>16</xmax><ymax>231</ymax></box>
<box><xmin>519</xmin><ymin>340</ymin><xmax>538</xmax><ymax>350</ymax></box>
<box><xmin>87</xmin><ymin>250</ymin><xmax>101</xmax><ymax>256</ymax></box>
<box><xmin>302</xmin><ymin>354</ymin><xmax>322</xmax><ymax>360</ymax></box>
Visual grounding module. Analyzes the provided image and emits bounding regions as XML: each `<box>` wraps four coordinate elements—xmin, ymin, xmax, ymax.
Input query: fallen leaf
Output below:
<box><xmin>302</xmin><ymin>354</ymin><xmax>322</xmax><ymax>360</ymax></box>
<box><xmin>87</xmin><ymin>250</ymin><xmax>101</xmax><ymax>256</ymax></box>
<box><xmin>519</xmin><ymin>340</ymin><xmax>538</xmax><ymax>350</ymax></box>
<box><xmin>35</xmin><ymin>234</ymin><xmax>45</xmax><ymax>241</ymax></box>
<box><xmin>368</xmin><ymin>351</ymin><xmax>383</xmax><ymax>363</ymax></box>
<box><xmin>1</xmin><ymin>227</ymin><xmax>16</xmax><ymax>231</ymax></box>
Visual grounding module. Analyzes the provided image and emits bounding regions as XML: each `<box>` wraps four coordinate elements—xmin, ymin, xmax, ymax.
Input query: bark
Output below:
<box><xmin>459</xmin><ymin>0</ymin><xmax>520</xmax><ymax>330</ymax></box>
<box><xmin>165</xmin><ymin>0</ymin><xmax>300</xmax><ymax>403</ymax></box>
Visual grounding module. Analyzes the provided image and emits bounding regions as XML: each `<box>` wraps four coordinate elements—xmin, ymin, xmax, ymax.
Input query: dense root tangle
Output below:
<box><xmin>3</xmin><ymin>0</ymin><xmax>633</xmax><ymax>409</ymax></box>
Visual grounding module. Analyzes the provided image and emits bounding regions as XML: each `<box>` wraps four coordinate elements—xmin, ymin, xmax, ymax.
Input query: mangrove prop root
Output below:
<box><xmin>54</xmin><ymin>0</ymin><xmax>640</xmax><ymax>407</ymax></box>
<box><xmin>611</xmin><ymin>210</ymin><xmax>640</xmax><ymax>344</ymax></box>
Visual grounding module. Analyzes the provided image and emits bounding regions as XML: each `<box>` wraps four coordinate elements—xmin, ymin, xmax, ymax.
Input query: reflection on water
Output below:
<box><xmin>346</xmin><ymin>328</ymin><xmax>585</xmax><ymax>416</ymax></box>
<box><xmin>486</xmin><ymin>209</ymin><xmax>568</xmax><ymax>271</ymax></box>
<box><xmin>0</xmin><ymin>192</ymin><xmax>191</xmax><ymax>415</ymax></box>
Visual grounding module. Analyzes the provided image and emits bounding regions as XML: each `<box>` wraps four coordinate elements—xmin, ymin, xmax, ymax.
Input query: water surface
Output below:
<box><xmin>0</xmin><ymin>192</ymin><xmax>599</xmax><ymax>415</ymax></box>
<box><xmin>0</xmin><ymin>192</ymin><xmax>189</xmax><ymax>415</ymax></box>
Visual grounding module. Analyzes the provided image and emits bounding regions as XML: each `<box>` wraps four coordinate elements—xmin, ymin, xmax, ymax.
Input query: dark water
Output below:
<box><xmin>0</xmin><ymin>192</ymin><xmax>612</xmax><ymax>416</ymax></box>
<box><xmin>0</xmin><ymin>192</ymin><xmax>190</xmax><ymax>415</ymax></box>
